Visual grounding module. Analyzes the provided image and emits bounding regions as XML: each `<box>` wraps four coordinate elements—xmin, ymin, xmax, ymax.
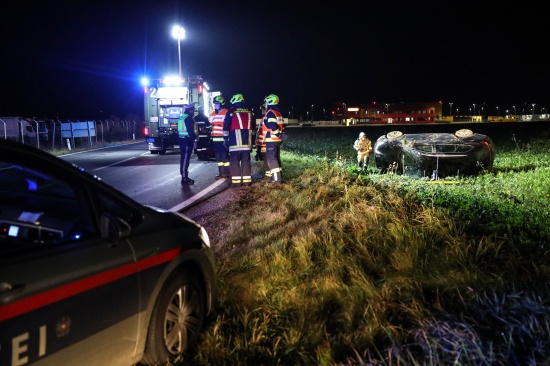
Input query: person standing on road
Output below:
<box><xmin>353</xmin><ymin>131</ymin><xmax>372</xmax><ymax>171</ymax></box>
<box><xmin>194</xmin><ymin>105</ymin><xmax>211</xmax><ymax>160</ymax></box>
<box><xmin>210</xmin><ymin>95</ymin><xmax>230</xmax><ymax>179</ymax></box>
<box><xmin>223</xmin><ymin>93</ymin><xmax>255</xmax><ymax>187</ymax></box>
<box><xmin>262</xmin><ymin>94</ymin><xmax>284</xmax><ymax>184</ymax></box>
<box><xmin>178</xmin><ymin>102</ymin><xmax>197</xmax><ymax>185</ymax></box>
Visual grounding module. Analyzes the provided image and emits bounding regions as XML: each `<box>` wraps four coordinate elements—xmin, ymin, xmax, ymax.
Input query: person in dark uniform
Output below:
<box><xmin>178</xmin><ymin>102</ymin><xmax>197</xmax><ymax>185</ymax></box>
<box><xmin>194</xmin><ymin>105</ymin><xmax>211</xmax><ymax>160</ymax></box>
<box><xmin>210</xmin><ymin>95</ymin><xmax>231</xmax><ymax>178</ymax></box>
<box><xmin>262</xmin><ymin>94</ymin><xmax>284</xmax><ymax>184</ymax></box>
<box><xmin>223</xmin><ymin>94</ymin><xmax>255</xmax><ymax>187</ymax></box>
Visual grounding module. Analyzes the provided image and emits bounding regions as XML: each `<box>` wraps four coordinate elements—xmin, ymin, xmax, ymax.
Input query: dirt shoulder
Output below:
<box><xmin>182</xmin><ymin>164</ymin><xmax>264</xmax><ymax>256</ymax></box>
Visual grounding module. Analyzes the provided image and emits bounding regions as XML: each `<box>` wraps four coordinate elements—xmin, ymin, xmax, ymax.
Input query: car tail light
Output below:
<box><xmin>144</xmin><ymin>127</ymin><xmax>149</xmax><ymax>136</ymax></box>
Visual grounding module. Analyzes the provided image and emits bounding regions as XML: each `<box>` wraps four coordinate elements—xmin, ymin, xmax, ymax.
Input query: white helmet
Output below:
<box><xmin>359</xmin><ymin>132</ymin><xmax>366</xmax><ymax>138</ymax></box>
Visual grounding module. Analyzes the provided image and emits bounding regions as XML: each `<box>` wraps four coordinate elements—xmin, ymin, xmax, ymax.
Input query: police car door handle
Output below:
<box><xmin>0</xmin><ymin>282</ymin><xmax>14</xmax><ymax>293</ymax></box>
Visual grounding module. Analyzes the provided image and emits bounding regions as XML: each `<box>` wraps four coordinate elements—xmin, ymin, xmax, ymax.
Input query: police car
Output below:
<box><xmin>0</xmin><ymin>139</ymin><xmax>217</xmax><ymax>366</ymax></box>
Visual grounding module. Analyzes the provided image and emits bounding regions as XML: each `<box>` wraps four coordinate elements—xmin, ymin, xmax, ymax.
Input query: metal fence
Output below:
<box><xmin>0</xmin><ymin>118</ymin><xmax>142</xmax><ymax>150</ymax></box>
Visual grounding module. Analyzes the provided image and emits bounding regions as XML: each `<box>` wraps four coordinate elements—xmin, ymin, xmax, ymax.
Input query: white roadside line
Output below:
<box><xmin>169</xmin><ymin>178</ymin><xmax>227</xmax><ymax>212</ymax></box>
<box><xmin>93</xmin><ymin>156</ymin><xmax>138</xmax><ymax>171</ymax></box>
<box><xmin>58</xmin><ymin>141</ymin><xmax>143</xmax><ymax>156</ymax></box>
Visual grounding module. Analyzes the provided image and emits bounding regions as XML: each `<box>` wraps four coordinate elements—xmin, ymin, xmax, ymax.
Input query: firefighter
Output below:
<box><xmin>178</xmin><ymin>102</ymin><xmax>197</xmax><ymax>185</ymax></box>
<box><xmin>210</xmin><ymin>95</ymin><xmax>230</xmax><ymax>178</ymax></box>
<box><xmin>194</xmin><ymin>105</ymin><xmax>211</xmax><ymax>160</ymax></box>
<box><xmin>223</xmin><ymin>94</ymin><xmax>255</xmax><ymax>187</ymax></box>
<box><xmin>254</xmin><ymin>103</ymin><xmax>271</xmax><ymax>180</ymax></box>
<box><xmin>353</xmin><ymin>131</ymin><xmax>372</xmax><ymax>171</ymax></box>
<box><xmin>262</xmin><ymin>94</ymin><xmax>284</xmax><ymax>184</ymax></box>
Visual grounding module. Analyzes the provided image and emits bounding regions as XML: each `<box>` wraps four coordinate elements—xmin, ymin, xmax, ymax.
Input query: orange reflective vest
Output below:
<box><xmin>263</xmin><ymin>108</ymin><xmax>284</xmax><ymax>143</ymax></box>
<box><xmin>210</xmin><ymin>108</ymin><xmax>228</xmax><ymax>142</ymax></box>
<box><xmin>256</xmin><ymin>117</ymin><xmax>268</xmax><ymax>147</ymax></box>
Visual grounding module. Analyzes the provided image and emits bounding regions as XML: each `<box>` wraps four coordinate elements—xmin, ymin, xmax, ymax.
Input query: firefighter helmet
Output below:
<box><xmin>359</xmin><ymin>132</ymin><xmax>366</xmax><ymax>138</ymax></box>
<box><xmin>264</xmin><ymin>94</ymin><xmax>279</xmax><ymax>106</ymax></box>
<box><xmin>230</xmin><ymin>94</ymin><xmax>245</xmax><ymax>104</ymax></box>
<box><xmin>214</xmin><ymin>95</ymin><xmax>225</xmax><ymax>104</ymax></box>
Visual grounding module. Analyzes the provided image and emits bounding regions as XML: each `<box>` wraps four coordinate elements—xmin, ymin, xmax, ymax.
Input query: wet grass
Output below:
<box><xmin>184</xmin><ymin>135</ymin><xmax>550</xmax><ymax>365</ymax></box>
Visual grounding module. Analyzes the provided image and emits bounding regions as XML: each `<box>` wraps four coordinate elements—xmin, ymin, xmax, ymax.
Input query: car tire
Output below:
<box><xmin>455</xmin><ymin>129</ymin><xmax>474</xmax><ymax>137</ymax></box>
<box><xmin>142</xmin><ymin>272</ymin><xmax>206</xmax><ymax>365</ymax></box>
<box><xmin>386</xmin><ymin>131</ymin><xmax>404</xmax><ymax>139</ymax></box>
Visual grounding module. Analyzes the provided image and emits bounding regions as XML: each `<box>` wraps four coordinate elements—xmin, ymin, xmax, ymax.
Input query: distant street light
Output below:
<box><xmin>385</xmin><ymin>103</ymin><xmax>389</xmax><ymax>114</ymax></box>
<box><xmin>532</xmin><ymin>103</ymin><xmax>536</xmax><ymax>115</ymax></box>
<box><xmin>172</xmin><ymin>25</ymin><xmax>186</xmax><ymax>77</ymax></box>
<box><xmin>323</xmin><ymin>108</ymin><xmax>325</xmax><ymax>120</ymax></box>
<box><xmin>496</xmin><ymin>106</ymin><xmax>499</xmax><ymax>116</ymax></box>
<box><xmin>311</xmin><ymin>104</ymin><xmax>314</xmax><ymax>123</ymax></box>
<box><xmin>473</xmin><ymin>103</ymin><xmax>476</xmax><ymax>116</ymax></box>
<box><xmin>513</xmin><ymin>105</ymin><xmax>516</xmax><ymax>115</ymax></box>
<box><xmin>343</xmin><ymin>102</ymin><xmax>347</xmax><ymax>124</ymax></box>
<box><xmin>307</xmin><ymin>111</ymin><xmax>309</xmax><ymax>120</ymax></box>
<box><xmin>449</xmin><ymin>102</ymin><xmax>453</xmax><ymax>116</ymax></box>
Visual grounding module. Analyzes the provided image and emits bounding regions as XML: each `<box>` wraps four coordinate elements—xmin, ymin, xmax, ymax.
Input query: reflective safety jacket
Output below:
<box><xmin>210</xmin><ymin>108</ymin><xmax>228</xmax><ymax>142</ymax></box>
<box><xmin>353</xmin><ymin>136</ymin><xmax>372</xmax><ymax>156</ymax></box>
<box><xmin>263</xmin><ymin>107</ymin><xmax>284</xmax><ymax>143</ymax></box>
<box><xmin>178</xmin><ymin>113</ymin><xmax>196</xmax><ymax>139</ymax></box>
<box><xmin>255</xmin><ymin>121</ymin><xmax>268</xmax><ymax>148</ymax></box>
<box><xmin>223</xmin><ymin>107</ymin><xmax>255</xmax><ymax>151</ymax></box>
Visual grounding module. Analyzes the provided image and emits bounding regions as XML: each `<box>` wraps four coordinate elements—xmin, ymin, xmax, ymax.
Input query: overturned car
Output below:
<box><xmin>374</xmin><ymin>129</ymin><xmax>495</xmax><ymax>179</ymax></box>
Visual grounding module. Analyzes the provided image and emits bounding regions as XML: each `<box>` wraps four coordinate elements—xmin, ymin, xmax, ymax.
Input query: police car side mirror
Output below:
<box><xmin>100</xmin><ymin>213</ymin><xmax>131</xmax><ymax>242</ymax></box>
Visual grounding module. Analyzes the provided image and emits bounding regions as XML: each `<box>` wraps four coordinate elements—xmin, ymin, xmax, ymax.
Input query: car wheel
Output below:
<box><xmin>142</xmin><ymin>272</ymin><xmax>206</xmax><ymax>365</ymax></box>
<box><xmin>386</xmin><ymin>131</ymin><xmax>404</xmax><ymax>139</ymax></box>
<box><xmin>455</xmin><ymin>129</ymin><xmax>474</xmax><ymax>137</ymax></box>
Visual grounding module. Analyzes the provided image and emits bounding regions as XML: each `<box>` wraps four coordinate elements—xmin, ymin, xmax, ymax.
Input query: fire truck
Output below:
<box><xmin>142</xmin><ymin>75</ymin><xmax>218</xmax><ymax>155</ymax></box>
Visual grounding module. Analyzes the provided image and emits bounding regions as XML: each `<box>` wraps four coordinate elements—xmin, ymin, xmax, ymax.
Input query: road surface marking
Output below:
<box><xmin>169</xmin><ymin>178</ymin><xmax>227</xmax><ymax>212</ymax></box>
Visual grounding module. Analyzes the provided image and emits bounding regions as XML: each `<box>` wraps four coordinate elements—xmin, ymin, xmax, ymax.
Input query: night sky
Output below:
<box><xmin>1</xmin><ymin>0</ymin><xmax>548</xmax><ymax>121</ymax></box>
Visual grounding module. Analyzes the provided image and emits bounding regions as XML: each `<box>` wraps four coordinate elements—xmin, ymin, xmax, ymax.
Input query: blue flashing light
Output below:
<box><xmin>141</xmin><ymin>77</ymin><xmax>150</xmax><ymax>87</ymax></box>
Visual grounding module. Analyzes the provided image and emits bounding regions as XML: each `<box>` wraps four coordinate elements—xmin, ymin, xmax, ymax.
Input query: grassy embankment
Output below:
<box><xmin>181</xmin><ymin>131</ymin><xmax>550</xmax><ymax>365</ymax></box>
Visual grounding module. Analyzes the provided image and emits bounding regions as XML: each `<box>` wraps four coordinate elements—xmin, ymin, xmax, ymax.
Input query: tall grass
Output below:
<box><xmin>185</xmin><ymin>135</ymin><xmax>550</xmax><ymax>365</ymax></box>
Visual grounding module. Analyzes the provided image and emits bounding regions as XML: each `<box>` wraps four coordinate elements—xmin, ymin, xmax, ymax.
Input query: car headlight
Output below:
<box><xmin>199</xmin><ymin>226</ymin><xmax>211</xmax><ymax>248</ymax></box>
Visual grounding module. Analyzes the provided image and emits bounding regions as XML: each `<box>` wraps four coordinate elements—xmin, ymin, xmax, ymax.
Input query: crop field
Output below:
<box><xmin>187</xmin><ymin>125</ymin><xmax>550</xmax><ymax>365</ymax></box>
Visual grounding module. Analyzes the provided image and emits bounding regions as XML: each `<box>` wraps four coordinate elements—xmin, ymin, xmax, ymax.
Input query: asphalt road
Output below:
<box><xmin>59</xmin><ymin>141</ymin><xmax>228</xmax><ymax>211</ymax></box>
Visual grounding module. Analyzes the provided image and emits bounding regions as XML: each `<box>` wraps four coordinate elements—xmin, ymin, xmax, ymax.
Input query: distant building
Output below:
<box><xmin>341</xmin><ymin>101</ymin><xmax>443</xmax><ymax>125</ymax></box>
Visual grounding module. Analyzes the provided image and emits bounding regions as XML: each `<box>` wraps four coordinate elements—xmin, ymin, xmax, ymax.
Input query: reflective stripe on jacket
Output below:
<box><xmin>178</xmin><ymin>113</ymin><xmax>190</xmax><ymax>138</ymax></box>
<box><xmin>223</xmin><ymin>107</ymin><xmax>255</xmax><ymax>151</ymax></box>
<box><xmin>263</xmin><ymin>108</ymin><xmax>284</xmax><ymax>143</ymax></box>
<box><xmin>210</xmin><ymin>109</ymin><xmax>228</xmax><ymax>142</ymax></box>
<box><xmin>256</xmin><ymin>121</ymin><xmax>268</xmax><ymax>147</ymax></box>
